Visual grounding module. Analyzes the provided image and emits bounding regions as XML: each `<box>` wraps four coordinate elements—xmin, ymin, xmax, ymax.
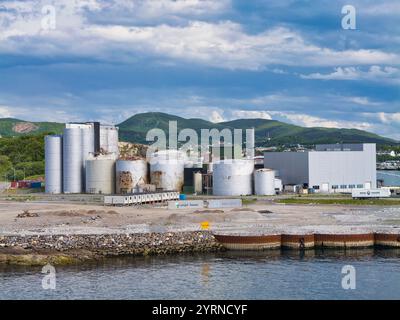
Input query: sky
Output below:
<box><xmin>0</xmin><ymin>0</ymin><xmax>399</xmax><ymax>139</ymax></box>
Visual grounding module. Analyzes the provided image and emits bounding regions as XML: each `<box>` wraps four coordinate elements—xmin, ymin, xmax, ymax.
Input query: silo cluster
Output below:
<box><xmin>45</xmin><ymin>122</ymin><xmax>119</xmax><ymax>194</ymax></box>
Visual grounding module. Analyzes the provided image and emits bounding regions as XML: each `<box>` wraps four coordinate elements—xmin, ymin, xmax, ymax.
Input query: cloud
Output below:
<box><xmin>0</xmin><ymin>1</ymin><xmax>398</xmax><ymax>70</ymax></box>
<box><xmin>376</xmin><ymin>112</ymin><xmax>400</xmax><ymax>124</ymax></box>
<box><xmin>0</xmin><ymin>106</ymin><xmax>14</xmax><ymax>118</ymax></box>
<box><xmin>209</xmin><ymin>110</ymin><xmax>225</xmax><ymax>123</ymax></box>
<box><xmin>231</xmin><ymin>110</ymin><xmax>272</xmax><ymax>120</ymax></box>
<box><xmin>268</xmin><ymin>111</ymin><xmax>372</xmax><ymax>131</ymax></box>
<box><xmin>300</xmin><ymin>66</ymin><xmax>400</xmax><ymax>84</ymax></box>
<box><xmin>348</xmin><ymin>96</ymin><xmax>381</xmax><ymax>106</ymax></box>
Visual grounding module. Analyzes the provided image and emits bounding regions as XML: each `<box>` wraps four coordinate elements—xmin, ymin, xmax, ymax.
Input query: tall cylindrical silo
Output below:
<box><xmin>254</xmin><ymin>169</ymin><xmax>275</xmax><ymax>195</ymax></box>
<box><xmin>107</xmin><ymin>127</ymin><xmax>119</xmax><ymax>156</ymax></box>
<box><xmin>116</xmin><ymin>159</ymin><xmax>148</xmax><ymax>194</ymax></box>
<box><xmin>81</xmin><ymin>126</ymin><xmax>95</xmax><ymax>189</ymax></box>
<box><xmin>45</xmin><ymin>135</ymin><xmax>63</xmax><ymax>194</ymax></box>
<box><xmin>213</xmin><ymin>160</ymin><xmax>254</xmax><ymax>196</ymax></box>
<box><xmin>193</xmin><ymin>171</ymin><xmax>203</xmax><ymax>194</ymax></box>
<box><xmin>63</xmin><ymin>127</ymin><xmax>83</xmax><ymax>193</ymax></box>
<box><xmin>150</xmin><ymin>150</ymin><xmax>186</xmax><ymax>191</ymax></box>
<box><xmin>100</xmin><ymin>126</ymin><xmax>109</xmax><ymax>152</ymax></box>
<box><xmin>85</xmin><ymin>154</ymin><xmax>116</xmax><ymax>194</ymax></box>
<box><xmin>100</xmin><ymin>125</ymin><xmax>119</xmax><ymax>156</ymax></box>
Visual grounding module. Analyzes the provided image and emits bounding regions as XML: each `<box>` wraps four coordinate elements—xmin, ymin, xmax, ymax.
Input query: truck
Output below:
<box><xmin>352</xmin><ymin>189</ymin><xmax>391</xmax><ymax>199</ymax></box>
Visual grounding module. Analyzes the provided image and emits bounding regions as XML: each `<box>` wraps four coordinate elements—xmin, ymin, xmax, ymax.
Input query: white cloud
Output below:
<box><xmin>231</xmin><ymin>110</ymin><xmax>272</xmax><ymax>120</ymax></box>
<box><xmin>0</xmin><ymin>106</ymin><xmax>14</xmax><ymax>118</ymax></box>
<box><xmin>301</xmin><ymin>66</ymin><xmax>400</xmax><ymax>84</ymax></box>
<box><xmin>269</xmin><ymin>111</ymin><xmax>372</xmax><ymax>130</ymax></box>
<box><xmin>209</xmin><ymin>110</ymin><xmax>225</xmax><ymax>123</ymax></box>
<box><xmin>376</xmin><ymin>112</ymin><xmax>400</xmax><ymax>124</ymax></box>
<box><xmin>0</xmin><ymin>1</ymin><xmax>398</xmax><ymax>70</ymax></box>
<box><xmin>348</xmin><ymin>96</ymin><xmax>381</xmax><ymax>106</ymax></box>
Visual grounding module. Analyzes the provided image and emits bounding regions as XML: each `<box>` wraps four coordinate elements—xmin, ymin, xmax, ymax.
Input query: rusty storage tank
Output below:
<box><xmin>116</xmin><ymin>159</ymin><xmax>148</xmax><ymax>194</ymax></box>
<box><xmin>213</xmin><ymin>159</ymin><xmax>254</xmax><ymax>196</ymax></box>
<box><xmin>254</xmin><ymin>169</ymin><xmax>276</xmax><ymax>195</ymax></box>
<box><xmin>85</xmin><ymin>154</ymin><xmax>116</xmax><ymax>194</ymax></box>
<box><xmin>149</xmin><ymin>150</ymin><xmax>186</xmax><ymax>191</ymax></box>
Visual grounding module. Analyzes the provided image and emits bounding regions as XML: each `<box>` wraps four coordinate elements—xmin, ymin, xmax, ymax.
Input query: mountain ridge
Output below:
<box><xmin>0</xmin><ymin>112</ymin><xmax>397</xmax><ymax>147</ymax></box>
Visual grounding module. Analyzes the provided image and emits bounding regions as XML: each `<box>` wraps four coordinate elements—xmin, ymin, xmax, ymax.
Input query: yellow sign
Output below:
<box><xmin>200</xmin><ymin>221</ymin><xmax>210</xmax><ymax>230</ymax></box>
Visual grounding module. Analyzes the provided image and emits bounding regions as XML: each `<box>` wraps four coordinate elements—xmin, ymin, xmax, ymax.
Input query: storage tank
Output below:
<box><xmin>85</xmin><ymin>154</ymin><xmax>116</xmax><ymax>194</ymax></box>
<box><xmin>100</xmin><ymin>125</ymin><xmax>119</xmax><ymax>155</ymax></box>
<box><xmin>107</xmin><ymin>126</ymin><xmax>119</xmax><ymax>156</ymax></box>
<box><xmin>45</xmin><ymin>135</ymin><xmax>63</xmax><ymax>194</ymax></box>
<box><xmin>116</xmin><ymin>159</ymin><xmax>148</xmax><ymax>193</ymax></box>
<box><xmin>254</xmin><ymin>169</ymin><xmax>276</xmax><ymax>195</ymax></box>
<box><xmin>63</xmin><ymin>126</ymin><xmax>83</xmax><ymax>193</ymax></box>
<box><xmin>213</xmin><ymin>160</ymin><xmax>254</xmax><ymax>196</ymax></box>
<box><xmin>81</xmin><ymin>126</ymin><xmax>95</xmax><ymax>189</ymax></box>
<box><xmin>149</xmin><ymin>150</ymin><xmax>185</xmax><ymax>191</ymax></box>
<box><xmin>193</xmin><ymin>171</ymin><xmax>203</xmax><ymax>194</ymax></box>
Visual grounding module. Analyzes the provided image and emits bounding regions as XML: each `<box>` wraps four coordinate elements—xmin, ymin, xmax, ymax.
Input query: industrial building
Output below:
<box><xmin>264</xmin><ymin>143</ymin><xmax>377</xmax><ymax>193</ymax></box>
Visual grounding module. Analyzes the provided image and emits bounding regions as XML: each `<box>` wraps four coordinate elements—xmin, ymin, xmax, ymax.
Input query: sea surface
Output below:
<box><xmin>377</xmin><ymin>170</ymin><xmax>400</xmax><ymax>186</ymax></box>
<box><xmin>1</xmin><ymin>249</ymin><xmax>400</xmax><ymax>300</ymax></box>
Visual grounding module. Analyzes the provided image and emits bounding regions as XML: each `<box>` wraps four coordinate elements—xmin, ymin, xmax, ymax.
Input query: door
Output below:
<box><xmin>364</xmin><ymin>181</ymin><xmax>371</xmax><ymax>189</ymax></box>
<box><xmin>321</xmin><ymin>183</ymin><xmax>329</xmax><ymax>193</ymax></box>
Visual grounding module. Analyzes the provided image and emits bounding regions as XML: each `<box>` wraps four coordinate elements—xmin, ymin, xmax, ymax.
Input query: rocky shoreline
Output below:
<box><xmin>0</xmin><ymin>231</ymin><xmax>223</xmax><ymax>266</ymax></box>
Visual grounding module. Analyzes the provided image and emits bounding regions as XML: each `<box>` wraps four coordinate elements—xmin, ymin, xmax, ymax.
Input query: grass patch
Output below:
<box><xmin>242</xmin><ymin>198</ymin><xmax>258</xmax><ymax>205</ymax></box>
<box><xmin>4</xmin><ymin>195</ymin><xmax>37</xmax><ymax>202</ymax></box>
<box><xmin>276</xmin><ymin>198</ymin><xmax>400</xmax><ymax>206</ymax></box>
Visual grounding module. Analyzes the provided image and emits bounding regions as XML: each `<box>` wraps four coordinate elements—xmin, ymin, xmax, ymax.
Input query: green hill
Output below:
<box><xmin>0</xmin><ymin>118</ymin><xmax>63</xmax><ymax>137</ymax></box>
<box><xmin>118</xmin><ymin>112</ymin><xmax>398</xmax><ymax>146</ymax></box>
<box><xmin>0</xmin><ymin>112</ymin><xmax>397</xmax><ymax>147</ymax></box>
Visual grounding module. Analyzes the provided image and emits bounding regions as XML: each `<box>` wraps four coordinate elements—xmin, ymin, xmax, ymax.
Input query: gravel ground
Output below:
<box><xmin>1</xmin><ymin>200</ymin><xmax>400</xmax><ymax>236</ymax></box>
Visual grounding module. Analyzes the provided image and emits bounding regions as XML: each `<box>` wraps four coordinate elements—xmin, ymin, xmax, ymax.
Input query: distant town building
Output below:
<box><xmin>264</xmin><ymin>143</ymin><xmax>376</xmax><ymax>193</ymax></box>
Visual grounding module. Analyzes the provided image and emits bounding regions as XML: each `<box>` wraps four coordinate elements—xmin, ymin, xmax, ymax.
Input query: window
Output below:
<box><xmin>312</xmin><ymin>185</ymin><xmax>320</xmax><ymax>190</ymax></box>
<box><xmin>340</xmin><ymin>185</ymin><xmax>347</xmax><ymax>189</ymax></box>
<box><xmin>357</xmin><ymin>184</ymin><xmax>363</xmax><ymax>188</ymax></box>
<box><xmin>349</xmin><ymin>184</ymin><xmax>356</xmax><ymax>189</ymax></box>
<box><xmin>332</xmin><ymin>185</ymin><xmax>338</xmax><ymax>189</ymax></box>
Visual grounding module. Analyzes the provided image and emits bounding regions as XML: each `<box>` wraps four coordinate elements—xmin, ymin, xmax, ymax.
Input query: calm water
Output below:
<box><xmin>378</xmin><ymin>170</ymin><xmax>400</xmax><ymax>186</ymax></box>
<box><xmin>1</xmin><ymin>249</ymin><xmax>400</xmax><ymax>300</ymax></box>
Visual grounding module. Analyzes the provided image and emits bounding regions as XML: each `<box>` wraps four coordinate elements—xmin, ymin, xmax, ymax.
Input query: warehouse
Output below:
<box><xmin>264</xmin><ymin>143</ymin><xmax>377</xmax><ymax>193</ymax></box>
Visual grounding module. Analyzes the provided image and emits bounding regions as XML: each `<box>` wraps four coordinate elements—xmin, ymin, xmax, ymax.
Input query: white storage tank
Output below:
<box><xmin>100</xmin><ymin>125</ymin><xmax>119</xmax><ymax>156</ymax></box>
<box><xmin>63</xmin><ymin>126</ymin><xmax>83</xmax><ymax>193</ymax></box>
<box><xmin>254</xmin><ymin>169</ymin><xmax>276</xmax><ymax>195</ymax></box>
<box><xmin>213</xmin><ymin>159</ymin><xmax>254</xmax><ymax>196</ymax></box>
<box><xmin>107</xmin><ymin>126</ymin><xmax>119</xmax><ymax>155</ymax></box>
<box><xmin>85</xmin><ymin>154</ymin><xmax>116</xmax><ymax>194</ymax></box>
<box><xmin>149</xmin><ymin>150</ymin><xmax>186</xmax><ymax>191</ymax></box>
<box><xmin>81</xmin><ymin>125</ymin><xmax>95</xmax><ymax>189</ymax></box>
<box><xmin>193</xmin><ymin>171</ymin><xmax>203</xmax><ymax>194</ymax></box>
<box><xmin>45</xmin><ymin>135</ymin><xmax>63</xmax><ymax>194</ymax></box>
<box><xmin>116</xmin><ymin>159</ymin><xmax>148</xmax><ymax>193</ymax></box>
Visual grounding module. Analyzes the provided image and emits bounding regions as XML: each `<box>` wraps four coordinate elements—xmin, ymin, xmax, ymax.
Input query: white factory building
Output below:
<box><xmin>264</xmin><ymin>143</ymin><xmax>377</xmax><ymax>193</ymax></box>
